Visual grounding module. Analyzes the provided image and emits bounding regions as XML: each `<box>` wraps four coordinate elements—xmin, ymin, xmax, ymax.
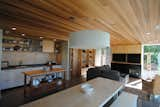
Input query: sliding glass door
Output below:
<box><xmin>142</xmin><ymin>44</ymin><xmax>160</xmax><ymax>80</ymax></box>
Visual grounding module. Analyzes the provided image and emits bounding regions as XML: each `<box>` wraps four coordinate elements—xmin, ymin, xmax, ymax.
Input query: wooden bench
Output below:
<box><xmin>110</xmin><ymin>92</ymin><xmax>138</xmax><ymax>107</ymax></box>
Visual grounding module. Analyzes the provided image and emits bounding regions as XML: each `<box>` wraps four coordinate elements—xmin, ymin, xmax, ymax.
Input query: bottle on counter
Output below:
<box><xmin>48</xmin><ymin>61</ymin><xmax>52</xmax><ymax>71</ymax></box>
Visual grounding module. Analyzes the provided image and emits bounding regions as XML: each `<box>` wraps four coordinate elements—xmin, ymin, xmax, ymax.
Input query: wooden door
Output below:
<box><xmin>70</xmin><ymin>49</ymin><xmax>81</xmax><ymax>79</ymax></box>
<box><xmin>56</xmin><ymin>53</ymin><xmax>62</xmax><ymax>64</ymax></box>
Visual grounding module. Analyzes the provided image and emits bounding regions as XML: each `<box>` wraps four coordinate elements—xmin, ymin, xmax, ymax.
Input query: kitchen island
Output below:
<box><xmin>0</xmin><ymin>64</ymin><xmax>64</xmax><ymax>90</ymax></box>
<box><xmin>23</xmin><ymin>68</ymin><xmax>65</xmax><ymax>97</ymax></box>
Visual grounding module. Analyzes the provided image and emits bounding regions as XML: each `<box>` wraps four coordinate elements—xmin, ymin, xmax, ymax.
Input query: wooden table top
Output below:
<box><xmin>23</xmin><ymin>68</ymin><xmax>65</xmax><ymax>76</ymax></box>
<box><xmin>21</xmin><ymin>77</ymin><xmax>123</xmax><ymax>107</ymax></box>
<box><xmin>51</xmin><ymin>68</ymin><xmax>65</xmax><ymax>73</ymax></box>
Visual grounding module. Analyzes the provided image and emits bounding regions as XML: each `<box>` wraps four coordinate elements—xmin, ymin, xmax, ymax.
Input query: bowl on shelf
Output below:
<box><xmin>31</xmin><ymin>79</ymin><xmax>40</xmax><ymax>87</ymax></box>
<box><xmin>42</xmin><ymin>75</ymin><xmax>54</xmax><ymax>83</ymax></box>
<box><xmin>57</xmin><ymin>80</ymin><xmax>63</xmax><ymax>86</ymax></box>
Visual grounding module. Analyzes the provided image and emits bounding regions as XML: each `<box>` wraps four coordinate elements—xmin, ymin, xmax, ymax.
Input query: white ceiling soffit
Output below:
<box><xmin>69</xmin><ymin>30</ymin><xmax>110</xmax><ymax>49</ymax></box>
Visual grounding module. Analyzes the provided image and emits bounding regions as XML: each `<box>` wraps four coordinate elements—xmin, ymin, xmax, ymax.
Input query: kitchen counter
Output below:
<box><xmin>0</xmin><ymin>64</ymin><xmax>64</xmax><ymax>90</ymax></box>
<box><xmin>2</xmin><ymin>63</ymin><xmax>60</xmax><ymax>70</ymax></box>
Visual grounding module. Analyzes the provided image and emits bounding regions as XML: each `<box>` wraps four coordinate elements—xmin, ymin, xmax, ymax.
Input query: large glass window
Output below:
<box><xmin>142</xmin><ymin>44</ymin><xmax>160</xmax><ymax>80</ymax></box>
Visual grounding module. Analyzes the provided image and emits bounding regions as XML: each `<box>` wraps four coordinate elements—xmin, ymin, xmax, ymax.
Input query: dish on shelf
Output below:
<box><xmin>31</xmin><ymin>79</ymin><xmax>40</xmax><ymax>87</ymax></box>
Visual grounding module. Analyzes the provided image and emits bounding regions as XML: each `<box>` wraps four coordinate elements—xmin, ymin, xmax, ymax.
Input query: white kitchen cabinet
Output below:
<box><xmin>0</xmin><ymin>67</ymin><xmax>44</xmax><ymax>90</ymax></box>
<box><xmin>0</xmin><ymin>69</ymin><xmax>23</xmax><ymax>90</ymax></box>
<box><xmin>0</xmin><ymin>65</ymin><xmax>63</xmax><ymax>90</ymax></box>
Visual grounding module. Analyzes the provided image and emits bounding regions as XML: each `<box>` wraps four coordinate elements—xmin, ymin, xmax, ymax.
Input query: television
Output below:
<box><xmin>127</xmin><ymin>54</ymin><xmax>141</xmax><ymax>63</ymax></box>
<box><xmin>112</xmin><ymin>54</ymin><xmax>126</xmax><ymax>62</ymax></box>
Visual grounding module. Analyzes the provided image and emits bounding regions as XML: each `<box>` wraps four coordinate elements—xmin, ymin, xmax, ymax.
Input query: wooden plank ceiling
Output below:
<box><xmin>0</xmin><ymin>0</ymin><xmax>160</xmax><ymax>45</ymax></box>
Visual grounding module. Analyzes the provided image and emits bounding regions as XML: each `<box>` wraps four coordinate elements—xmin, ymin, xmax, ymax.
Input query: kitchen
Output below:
<box><xmin>0</xmin><ymin>33</ymin><xmax>68</xmax><ymax>91</ymax></box>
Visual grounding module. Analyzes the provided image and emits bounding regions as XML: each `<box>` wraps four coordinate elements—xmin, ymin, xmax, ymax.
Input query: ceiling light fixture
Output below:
<box><xmin>40</xmin><ymin>37</ymin><xmax>44</xmax><ymax>39</ymax></box>
<box><xmin>145</xmin><ymin>32</ymin><xmax>151</xmax><ymax>35</ymax></box>
<box><xmin>11</xmin><ymin>27</ymin><xmax>16</xmax><ymax>30</ymax></box>
<box><xmin>21</xmin><ymin>33</ymin><xmax>25</xmax><ymax>36</ymax></box>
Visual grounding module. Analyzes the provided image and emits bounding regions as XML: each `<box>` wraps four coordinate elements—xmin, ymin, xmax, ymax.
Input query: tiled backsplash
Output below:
<box><xmin>2</xmin><ymin>52</ymin><xmax>53</xmax><ymax>66</ymax></box>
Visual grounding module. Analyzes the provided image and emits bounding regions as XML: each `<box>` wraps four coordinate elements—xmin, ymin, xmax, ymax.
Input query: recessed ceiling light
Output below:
<box><xmin>11</xmin><ymin>27</ymin><xmax>16</xmax><ymax>30</ymax></box>
<box><xmin>40</xmin><ymin>37</ymin><xmax>44</xmax><ymax>39</ymax></box>
<box><xmin>21</xmin><ymin>33</ymin><xmax>25</xmax><ymax>36</ymax></box>
<box><xmin>145</xmin><ymin>32</ymin><xmax>151</xmax><ymax>35</ymax></box>
<box><xmin>69</xmin><ymin>16</ymin><xmax>75</xmax><ymax>22</ymax></box>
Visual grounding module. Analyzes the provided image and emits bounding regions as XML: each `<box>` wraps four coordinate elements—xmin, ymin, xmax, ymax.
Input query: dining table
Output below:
<box><xmin>21</xmin><ymin>77</ymin><xmax>124</xmax><ymax>107</ymax></box>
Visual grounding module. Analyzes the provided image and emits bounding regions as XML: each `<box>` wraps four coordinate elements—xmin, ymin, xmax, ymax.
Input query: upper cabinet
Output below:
<box><xmin>42</xmin><ymin>39</ymin><xmax>54</xmax><ymax>53</ymax></box>
<box><xmin>111</xmin><ymin>45</ymin><xmax>141</xmax><ymax>54</ymax></box>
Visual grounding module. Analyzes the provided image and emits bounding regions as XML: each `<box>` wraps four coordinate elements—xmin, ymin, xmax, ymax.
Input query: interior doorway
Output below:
<box><xmin>70</xmin><ymin>48</ymin><xmax>95</xmax><ymax>79</ymax></box>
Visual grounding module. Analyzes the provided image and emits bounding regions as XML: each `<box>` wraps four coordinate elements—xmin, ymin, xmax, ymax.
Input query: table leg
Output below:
<box><xmin>24</xmin><ymin>75</ymin><xmax>27</xmax><ymax>97</ymax></box>
<box><xmin>63</xmin><ymin>71</ymin><xmax>65</xmax><ymax>80</ymax></box>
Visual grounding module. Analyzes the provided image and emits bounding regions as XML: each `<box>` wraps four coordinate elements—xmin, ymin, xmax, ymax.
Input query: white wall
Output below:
<box><xmin>95</xmin><ymin>48</ymin><xmax>102</xmax><ymax>66</ymax></box>
<box><xmin>69</xmin><ymin>30</ymin><xmax>110</xmax><ymax>49</ymax></box>
<box><xmin>61</xmin><ymin>41</ymin><xmax>70</xmax><ymax>80</ymax></box>
<box><xmin>0</xmin><ymin>29</ymin><xmax>2</xmax><ymax>71</ymax></box>
<box><xmin>105</xmin><ymin>47</ymin><xmax>111</xmax><ymax>66</ymax></box>
<box><xmin>95</xmin><ymin>47</ymin><xmax>111</xmax><ymax>66</ymax></box>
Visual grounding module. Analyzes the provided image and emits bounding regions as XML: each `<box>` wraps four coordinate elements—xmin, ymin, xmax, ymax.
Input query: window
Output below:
<box><xmin>142</xmin><ymin>44</ymin><xmax>160</xmax><ymax>80</ymax></box>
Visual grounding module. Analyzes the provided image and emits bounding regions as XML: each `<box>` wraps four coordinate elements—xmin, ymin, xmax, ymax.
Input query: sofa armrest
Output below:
<box><xmin>120</xmin><ymin>74</ymin><xmax>129</xmax><ymax>84</ymax></box>
<box><xmin>87</xmin><ymin>68</ymin><xmax>101</xmax><ymax>80</ymax></box>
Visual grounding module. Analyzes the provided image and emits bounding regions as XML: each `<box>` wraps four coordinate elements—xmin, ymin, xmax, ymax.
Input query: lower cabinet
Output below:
<box><xmin>0</xmin><ymin>70</ymin><xmax>23</xmax><ymax>90</ymax></box>
<box><xmin>0</xmin><ymin>67</ymin><xmax>43</xmax><ymax>90</ymax></box>
<box><xmin>111</xmin><ymin>63</ymin><xmax>141</xmax><ymax>78</ymax></box>
<box><xmin>0</xmin><ymin>65</ymin><xmax>63</xmax><ymax>90</ymax></box>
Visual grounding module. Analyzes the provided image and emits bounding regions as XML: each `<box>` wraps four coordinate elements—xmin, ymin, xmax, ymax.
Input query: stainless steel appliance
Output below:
<box><xmin>2</xmin><ymin>61</ymin><xmax>9</xmax><ymax>68</ymax></box>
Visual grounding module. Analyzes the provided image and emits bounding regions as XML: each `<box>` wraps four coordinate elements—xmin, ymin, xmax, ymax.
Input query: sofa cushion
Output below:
<box><xmin>95</xmin><ymin>66</ymin><xmax>105</xmax><ymax>72</ymax></box>
<box><xmin>102</xmin><ymin>70</ymin><xmax>120</xmax><ymax>81</ymax></box>
<box><xmin>103</xmin><ymin>65</ymin><xmax>111</xmax><ymax>71</ymax></box>
<box><xmin>87</xmin><ymin>68</ymin><xmax>101</xmax><ymax>80</ymax></box>
<box><xmin>87</xmin><ymin>65</ymin><xmax>121</xmax><ymax>81</ymax></box>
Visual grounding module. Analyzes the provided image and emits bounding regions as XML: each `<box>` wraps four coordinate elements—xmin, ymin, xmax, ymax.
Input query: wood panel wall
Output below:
<box><xmin>111</xmin><ymin>45</ymin><xmax>141</xmax><ymax>54</ymax></box>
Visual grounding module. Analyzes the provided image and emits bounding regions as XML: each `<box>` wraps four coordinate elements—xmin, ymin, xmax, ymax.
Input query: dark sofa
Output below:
<box><xmin>87</xmin><ymin>65</ymin><xmax>121</xmax><ymax>81</ymax></box>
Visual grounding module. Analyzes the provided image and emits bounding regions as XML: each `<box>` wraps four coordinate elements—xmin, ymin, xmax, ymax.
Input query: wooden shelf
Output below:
<box><xmin>25</xmin><ymin>79</ymin><xmax>64</xmax><ymax>97</ymax></box>
<box><xmin>111</xmin><ymin>61</ymin><xmax>141</xmax><ymax>65</ymax></box>
<box><xmin>81</xmin><ymin>49</ymin><xmax>95</xmax><ymax>68</ymax></box>
<box><xmin>70</xmin><ymin>49</ymin><xmax>95</xmax><ymax>77</ymax></box>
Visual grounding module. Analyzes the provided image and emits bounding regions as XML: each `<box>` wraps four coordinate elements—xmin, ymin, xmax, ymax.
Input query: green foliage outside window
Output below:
<box><xmin>144</xmin><ymin>45</ymin><xmax>160</xmax><ymax>72</ymax></box>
